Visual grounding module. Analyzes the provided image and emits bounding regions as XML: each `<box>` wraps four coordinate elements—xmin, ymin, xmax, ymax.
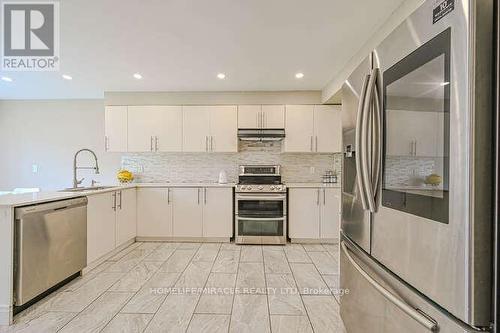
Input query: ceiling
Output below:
<box><xmin>0</xmin><ymin>0</ymin><xmax>406</xmax><ymax>99</ymax></box>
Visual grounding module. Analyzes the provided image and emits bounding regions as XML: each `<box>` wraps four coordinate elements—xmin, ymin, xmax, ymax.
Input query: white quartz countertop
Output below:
<box><xmin>285</xmin><ymin>182</ymin><xmax>340</xmax><ymax>188</ymax></box>
<box><xmin>136</xmin><ymin>183</ymin><xmax>236</xmax><ymax>188</ymax></box>
<box><xmin>0</xmin><ymin>183</ymin><xmax>236</xmax><ymax>207</ymax></box>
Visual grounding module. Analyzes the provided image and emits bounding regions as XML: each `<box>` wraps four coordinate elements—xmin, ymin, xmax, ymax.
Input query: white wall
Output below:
<box><xmin>321</xmin><ymin>0</ymin><xmax>425</xmax><ymax>103</ymax></box>
<box><xmin>0</xmin><ymin>100</ymin><xmax>121</xmax><ymax>191</ymax></box>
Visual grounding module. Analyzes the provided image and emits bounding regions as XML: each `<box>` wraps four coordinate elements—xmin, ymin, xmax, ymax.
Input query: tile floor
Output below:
<box><xmin>1</xmin><ymin>242</ymin><xmax>345</xmax><ymax>333</ymax></box>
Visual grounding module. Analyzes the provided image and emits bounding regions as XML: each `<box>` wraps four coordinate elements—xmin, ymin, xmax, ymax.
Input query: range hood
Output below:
<box><xmin>238</xmin><ymin>129</ymin><xmax>285</xmax><ymax>141</ymax></box>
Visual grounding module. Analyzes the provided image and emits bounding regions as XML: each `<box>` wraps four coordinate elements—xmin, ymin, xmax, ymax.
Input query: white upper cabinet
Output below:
<box><xmin>386</xmin><ymin>110</ymin><xmax>444</xmax><ymax>157</ymax></box>
<box><xmin>183</xmin><ymin>105</ymin><xmax>237</xmax><ymax>152</ymax></box>
<box><xmin>284</xmin><ymin>105</ymin><xmax>342</xmax><ymax>153</ymax></box>
<box><xmin>156</xmin><ymin>106</ymin><xmax>183</xmax><ymax>152</ymax></box>
<box><xmin>314</xmin><ymin>105</ymin><xmax>342</xmax><ymax>153</ymax></box>
<box><xmin>238</xmin><ymin>105</ymin><xmax>285</xmax><ymax>129</ymax></box>
<box><xmin>210</xmin><ymin>106</ymin><xmax>238</xmax><ymax>152</ymax></box>
<box><xmin>127</xmin><ymin>106</ymin><xmax>160</xmax><ymax>152</ymax></box>
<box><xmin>128</xmin><ymin>106</ymin><xmax>183</xmax><ymax>152</ymax></box>
<box><xmin>238</xmin><ymin>105</ymin><xmax>261</xmax><ymax>129</ymax></box>
<box><xmin>262</xmin><ymin>105</ymin><xmax>285</xmax><ymax>128</ymax></box>
<box><xmin>105</xmin><ymin>106</ymin><xmax>128</xmax><ymax>152</ymax></box>
<box><xmin>284</xmin><ymin>105</ymin><xmax>314</xmax><ymax>152</ymax></box>
<box><xmin>183</xmin><ymin>106</ymin><xmax>211</xmax><ymax>152</ymax></box>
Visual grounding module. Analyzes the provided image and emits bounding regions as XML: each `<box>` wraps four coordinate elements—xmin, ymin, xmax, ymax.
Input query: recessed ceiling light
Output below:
<box><xmin>295</xmin><ymin>72</ymin><xmax>304</xmax><ymax>79</ymax></box>
<box><xmin>62</xmin><ymin>74</ymin><xmax>73</xmax><ymax>80</ymax></box>
<box><xmin>217</xmin><ymin>73</ymin><xmax>226</xmax><ymax>80</ymax></box>
<box><xmin>1</xmin><ymin>76</ymin><xmax>13</xmax><ymax>82</ymax></box>
<box><xmin>133</xmin><ymin>73</ymin><xmax>143</xmax><ymax>80</ymax></box>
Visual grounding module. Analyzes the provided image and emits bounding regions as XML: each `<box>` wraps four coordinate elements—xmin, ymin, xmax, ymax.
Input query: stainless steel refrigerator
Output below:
<box><xmin>340</xmin><ymin>0</ymin><xmax>494</xmax><ymax>332</ymax></box>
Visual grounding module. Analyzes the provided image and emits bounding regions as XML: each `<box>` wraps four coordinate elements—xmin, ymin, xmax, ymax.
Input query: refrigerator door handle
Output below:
<box><xmin>355</xmin><ymin>74</ymin><xmax>370</xmax><ymax>211</ymax></box>
<box><xmin>361</xmin><ymin>69</ymin><xmax>379</xmax><ymax>213</ymax></box>
<box><xmin>371</xmin><ymin>69</ymin><xmax>382</xmax><ymax>207</ymax></box>
<box><xmin>341</xmin><ymin>242</ymin><xmax>438</xmax><ymax>332</ymax></box>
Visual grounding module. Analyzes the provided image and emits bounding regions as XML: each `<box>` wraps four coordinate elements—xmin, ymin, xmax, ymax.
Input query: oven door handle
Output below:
<box><xmin>236</xmin><ymin>216</ymin><xmax>286</xmax><ymax>221</ymax></box>
<box><xmin>236</xmin><ymin>195</ymin><xmax>286</xmax><ymax>201</ymax></box>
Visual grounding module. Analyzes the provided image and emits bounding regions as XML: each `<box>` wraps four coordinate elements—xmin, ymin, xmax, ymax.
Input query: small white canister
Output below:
<box><xmin>218</xmin><ymin>170</ymin><xmax>228</xmax><ymax>184</ymax></box>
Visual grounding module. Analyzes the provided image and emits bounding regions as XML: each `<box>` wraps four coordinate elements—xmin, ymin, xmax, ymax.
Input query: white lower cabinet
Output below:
<box><xmin>288</xmin><ymin>187</ymin><xmax>340</xmax><ymax>242</ymax></box>
<box><xmin>137</xmin><ymin>188</ymin><xmax>172</xmax><ymax>237</ymax></box>
<box><xmin>87</xmin><ymin>192</ymin><xmax>116</xmax><ymax>264</ymax></box>
<box><xmin>137</xmin><ymin>186</ymin><xmax>233</xmax><ymax>239</ymax></box>
<box><xmin>115</xmin><ymin>189</ymin><xmax>137</xmax><ymax>247</ymax></box>
<box><xmin>320</xmin><ymin>188</ymin><xmax>341</xmax><ymax>240</ymax></box>
<box><xmin>203</xmin><ymin>187</ymin><xmax>233</xmax><ymax>238</ymax></box>
<box><xmin>87</xmin><ymin>189</ymin><xmax>137</xmax><ymax>264</ymax></box>
<box><xmin>172</xmin><ymin>188</ymin><xmax>203</xmax><ymax>237</ymax></box>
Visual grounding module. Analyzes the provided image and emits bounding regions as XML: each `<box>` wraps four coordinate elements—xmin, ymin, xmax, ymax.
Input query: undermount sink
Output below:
<box><xmin>60</xmin><ymin>186</ymin><xmax>116</xmax><ymax>193</ymax></box>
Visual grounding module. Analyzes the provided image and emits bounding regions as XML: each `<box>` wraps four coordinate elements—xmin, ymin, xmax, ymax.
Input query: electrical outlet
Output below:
<box><xmin>309</xmin><ymin>166</ymin><xmax>315</xmax><ymax>174</ymax></box>
<box><xmin>32</xmin><ymin>164</ymin><xmax>38</xmax><ymax>174</ymax></box>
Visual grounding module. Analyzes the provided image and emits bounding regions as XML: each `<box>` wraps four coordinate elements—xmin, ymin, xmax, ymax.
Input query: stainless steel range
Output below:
<box><xmin>235</xmin><ymin>165</ymin><xmax>286</xmax><ymax>244</ymax></box>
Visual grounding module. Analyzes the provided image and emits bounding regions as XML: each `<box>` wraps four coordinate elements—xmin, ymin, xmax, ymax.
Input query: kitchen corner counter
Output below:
<box><xmin>285</xmin><ymin>182</ymin><xmax>340</xmax><ymax>188</ymax></box>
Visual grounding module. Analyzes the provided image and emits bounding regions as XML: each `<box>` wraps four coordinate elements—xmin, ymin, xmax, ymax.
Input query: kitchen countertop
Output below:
<box><xmin>285</xmin><ymin>182</ymin><xmax>340</xmax><ymax>188</ymax></box>
<box><xmin>0</xmin><ymin>182</ymin><xmax>236</xmax><ymax>208</ymax></box>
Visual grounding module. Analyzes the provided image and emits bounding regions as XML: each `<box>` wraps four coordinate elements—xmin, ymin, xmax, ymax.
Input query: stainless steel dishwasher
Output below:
<box><xmin>14</xmin><ymin>197</ymin><xmax>88</xmax><ymax>306</ymax></box>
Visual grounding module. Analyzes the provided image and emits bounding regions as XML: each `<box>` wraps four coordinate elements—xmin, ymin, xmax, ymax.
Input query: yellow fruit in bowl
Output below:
<box><xmin>117</xmin><ymin>170</ymin><xmax>134</xmax><ymax>183</ymax></box>
<box><xmin>425</xmin><ymin>174</ymin><xmax>442</xmax><ymax>186</ymax></box>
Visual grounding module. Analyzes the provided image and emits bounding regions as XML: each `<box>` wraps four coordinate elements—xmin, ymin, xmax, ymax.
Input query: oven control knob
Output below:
<box><xmin>241</xmin><ymin>186</ymin><xmax>246</xmax><ymax>190</ymax></box>
<box><xmin>247</xmin><ymin>186</ymin><xmax>252</xmax><ymax>190</ymax></box>
<box><xmin>270</xmin><ymin>186</ymin><xmax>275</xmax><ymax>190</ymax></box>
<box><xmin>258</xmin><ymin>186</ymin><xmax>264</xmax><ymax>190</ymax></box>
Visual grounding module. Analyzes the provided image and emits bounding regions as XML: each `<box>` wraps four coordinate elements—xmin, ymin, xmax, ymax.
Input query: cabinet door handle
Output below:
<box><xmin>263</xmin><ymin>112</ymin><xmax>266</xmax><ymax>128</ymax></box>
<box><xmin>155</xmin><ymin>136</ymin><xmax>159</xmax><ymax>152</ymax></box>
<box><xmin>118</xmin><ymin>191</ymin><xmax>122</xmax><ymax>209</ymax></box>
<box><xmin>198</xmin><ymin>188</ymin><xmax>200</xmax><ymax>204</ymax></box>
<box><xmin>315</xmin><ymin>136</ymin><xmax>318</xmax><ymax>152</ymax></box>
<box><xmin>323</xmin><ymin>188</ymin><xmax>326</xmax><ymax>205</ymax></box>
<box><xmin>150</xmin><ymin>136</ymin><xmax>154</xmax><ymax>151</ymax></box>
<box><xmin>205</xmin><ymin>136</ymin><xmax>208</xmax><ymax>152</ymax></box>
<box><xmin>317</xmin><ymin>189</ymin><xmax>320</xmax><ymax>205</ymax></box>
<box><xmin>210</xmin><ymin>136</ymin><xmax>214</xmax><ymax>152</ymax></box>
<box><xmin>204</xmin><ymin>188</ymin><xmax>207</xmax><ymax>204</ymax></box>
<box><xmin>112</xmin><ymin>192</ymin><xmax>117</xmax><ymax>211</ymax></box>
<box><xmin>105</xmin><ymin>136</ymin><xmax>109</xmax><ymax>151</ymax></box>
<box><xmin>167</xmin><ymin>188</ymin><xmax>170</xmax><ymax>204</ymax></box>
<box><xmin>310</xmin><ymin>136</ymin><xmax>314</xmax><ymax>152</ymax></box>
<box><xmin>414</xmin><ymin>141</ymin><xmax>417</xmax><ymax>156</ymax></box>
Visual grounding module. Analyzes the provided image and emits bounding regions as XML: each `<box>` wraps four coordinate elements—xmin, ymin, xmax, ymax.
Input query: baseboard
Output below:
<box><xmin>84</xmin><ymin>238</ymin><xmax>136</xmax><ymax>273</ymax></box>
<box><xmin>0</xmin><ymin>304</ymin><xmax>13</xmax><ymax>326</ymax></box>
<box><xmin>290</xmin><ymin>238</ymin><xmax>339</xmax><ymax>244</ymax></box>
<box><xmin>136</xmin><ymin>237</ymin><xmax>230</xmax><ymax>243</ymax></box>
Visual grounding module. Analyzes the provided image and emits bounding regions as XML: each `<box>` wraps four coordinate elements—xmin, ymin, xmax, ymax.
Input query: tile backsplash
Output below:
<box><xmin>122</xmin><ymin>141</ymin><xmax>342</xmax><ymax>183</ymax></box>
<box><xmin>384</xmin><ymin>156</ymin><xmax>443</xmax><ymax>187</ymax></box>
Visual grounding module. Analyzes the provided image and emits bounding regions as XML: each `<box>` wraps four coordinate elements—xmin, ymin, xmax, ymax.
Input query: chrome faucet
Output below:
<box><xmin>73</xmin><ymin>149</ymin><xmax>100</xmax><ymax>188</ymax></box>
